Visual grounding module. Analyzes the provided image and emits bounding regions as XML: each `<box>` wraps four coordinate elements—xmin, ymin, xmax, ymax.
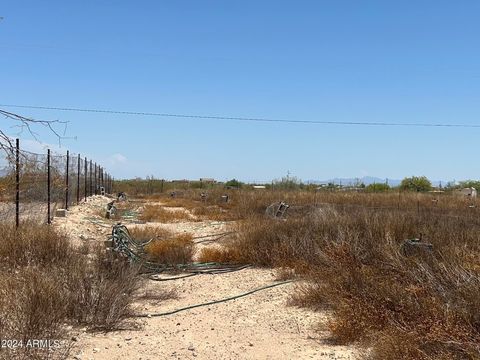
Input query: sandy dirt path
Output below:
<box><xmin>55</xmin><ymin>196</ymin><xmax>357</xmax><ymax>360</ymax></box>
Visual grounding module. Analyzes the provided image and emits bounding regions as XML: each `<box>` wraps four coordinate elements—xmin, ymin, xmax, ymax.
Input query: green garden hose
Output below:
<box><xmin>110</xmin><ymin>223</ymin><xmax>248</xmax><ymax>273</ymax></box>
<box><xmin>137</xmin><ymin>280</ymin><xmax>294</xmax><ymax>318</ymax></box>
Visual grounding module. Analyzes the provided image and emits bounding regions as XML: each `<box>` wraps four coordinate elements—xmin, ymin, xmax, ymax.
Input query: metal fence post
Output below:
<box><xmin>77</xmin><ymin>154</ymin><xmax>80</xmax><ymax>204</ymax></box>
<box><xmin>65</xmin><ymin>150</ymin><xmax>70</xmax><ymax>210</ymax></box>
<box><xmin>15</xmin><ymin>138</ymin><xmax>20</xmax><ymax>228</ymax></box>
<box><xmin>47</xmin><ymin>149</ymin><xmax>51</xmax><ymax>224</ymax></box>
<box><xmin>94</xmin><ymin>163</ymin><xmax>97</xmax><ymax>195</ymax></box>
<box><xmin>89</xmin><ymin>160</ymin><xmax>93</xmax><ymax>197</ymax></box>
<box><xmin>84</xmin><ymin>157</ymin><xmax>88</xmax><ymax>201</ymax></box>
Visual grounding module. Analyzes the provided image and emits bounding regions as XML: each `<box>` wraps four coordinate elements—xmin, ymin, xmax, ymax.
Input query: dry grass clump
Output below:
<box><xmin>62</xmin><ymin>245</ymin><xmax>141</xmax><ymax>331</ymax></box>
<box><xmin>160</xmin><ymin>197</ymin><xmax>199</xmax><ymax>210</ymax></box>
<box><xmin>144</xmin><ymin>233</ymin><xmax>194</xmax><ymax>265</ymax></box>
<box><xmin>191</xmin><ymin>205</ymin><xmax>237</xmax><ymax>221</ymax></box>
<box><xmin>129</xmin><ymin>225</ymin><xmax>173</xmax><ymax>242</ymax></box>
<box><xmin>197</xmin><ymin>246</ymin><xmax>242</xmax><ymax>264</ymax></box>
<box><xmin>217</xmin><ymin>200</ymin><xmax>480</xmax><ymax>359</ymax></box>
<box><xmin>0</xmin><ymin>223</ymin><xmax>142</xmax><ymax>359</ymax></box>
<box><xmin>0</xmin><ymin>222</ymin><xmax>74</xmax><ymax>269</ymax></box>
<box><xmin>202</xmin><ymin>216</ymin><xmax>327</xmax><ymax>267</ymax></box>
<box><xmin>140</xmin><ymin>205</ymin><xmax>193</xmax><ymax>223</ymax></box>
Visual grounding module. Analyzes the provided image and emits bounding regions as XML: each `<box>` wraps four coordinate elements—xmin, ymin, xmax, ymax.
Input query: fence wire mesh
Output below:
<box><xmin>0</xmin><ymin>139</ymin><xmax>112</xmax><ymax>226</ymax></box>
<box><xmin>18</xmin><ymin>150</ymin><xmax>49</xmax><ymax>224</ymax></box>
<box><xmin>0</xmin><ymin>151</ymin><xmax>15</xmax><ymax>222</ymax></box>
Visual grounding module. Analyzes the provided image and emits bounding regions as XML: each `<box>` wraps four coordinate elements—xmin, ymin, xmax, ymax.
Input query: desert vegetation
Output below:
<box><xmin>0</xmin><ymin>223</ymin><xmax>141</xmax><ymax>359</ymax></box>
<box><xmin>3</xmin><ymin>172</ymin><xmax>480</xmax><ymax>359</ymax></box>
<box><xmin>140</xmin><ymin>204</ymin><xmax>193</xmax><ymax>223</ymax></box>
<box><xmin>157</xmin><ymin>187</ymin><xmax>480</xmax><ymax>359</ymax></box>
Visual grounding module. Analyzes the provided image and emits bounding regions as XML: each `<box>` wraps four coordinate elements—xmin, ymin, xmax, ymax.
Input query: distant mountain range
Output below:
<box><xmin>306</xmin><ymin>176</ymin><xmax>449</xmax><ymax>187</ymax></box>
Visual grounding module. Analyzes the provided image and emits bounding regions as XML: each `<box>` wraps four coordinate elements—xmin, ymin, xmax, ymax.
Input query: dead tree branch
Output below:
<box><xmin>0</xmin><ymin>109</ymin><xmax>68</xmax><ymax>157</ymax></box>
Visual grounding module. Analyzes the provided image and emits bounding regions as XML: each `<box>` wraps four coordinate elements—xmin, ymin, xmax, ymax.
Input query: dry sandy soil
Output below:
<box><xmin>53</xmin><ymin>196</ymin><xmax>358</xmax><ymax>360</ymax></box>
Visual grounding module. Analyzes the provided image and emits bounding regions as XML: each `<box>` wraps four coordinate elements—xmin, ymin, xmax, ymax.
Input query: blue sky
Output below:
<box><xmin>1</xmin><ymin>1</ymin><xmax>480</xmax><ymax>182</ymax></box>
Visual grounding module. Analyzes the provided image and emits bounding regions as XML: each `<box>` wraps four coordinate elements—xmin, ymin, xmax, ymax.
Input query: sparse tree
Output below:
<box><xmin>225</xmin><ymin>179</ymin><xmax>243</xmax><ymax>188</ymax></box>
<box><xmin>458</xmin><ymin>180</ymin><xmax>480</xmax><ymax>190</ymax></box>
<box><xmin>400</xmin><ymin>176</ymin><xmax>432</xmax><ymax>192</ymax></box>
<box><xmin>273</xmin><ymin>174</ymin><xmax>303</xmax><ymax>190</ymax></box>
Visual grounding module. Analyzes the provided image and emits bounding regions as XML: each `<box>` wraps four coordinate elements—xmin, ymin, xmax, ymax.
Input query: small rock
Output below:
<box><xmin>125</xmin><ymin>337</ymin><xmax>132</xmax><ymax>341</ymax></box>
<box><xmin>73</xmin><ymin>356</ymin><xmax>82</xmax><ymax>360</ymax></box>
<box><xmin>188</xmin><ymin>344</ymin><xmax>195</xmax><ymax>351</ymax></box>
<box><xmin>71</xmin><ymin>336</ymin><xmax>79</xmax><ymax>342</ymax></box>
<box><xmin>93</xmin><ymin>348</ymin><xmax>100</xmax><ymax>353</ymax></box>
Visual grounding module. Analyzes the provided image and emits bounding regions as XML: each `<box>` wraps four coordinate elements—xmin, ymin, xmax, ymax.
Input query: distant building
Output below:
<box><xmin>253</xmin><ymin>185</ymin><xmax>266</xmax><ymax>190</ymax></box>
<box><xmin>200</xmin><ymin>178</ymin><xmax>216</xmax><ymax>183</ymax></box>
<box><xmin>456</xmin><ymin>187</ymin><xmax>477</xmax><ymax>198</ymax></box>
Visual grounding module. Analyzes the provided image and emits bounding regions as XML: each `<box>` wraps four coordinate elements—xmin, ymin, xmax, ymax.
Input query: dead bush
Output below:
<box><xmin>63</xmin><ymin>245</ymin><xmax>142</xmax><ymax>330</ymax></box>
<box><xmin>191</xmin><ymin>206</ymin><xmax>236</xmax><ymax>221</ymax></box>
<box><xmin>0</xmin><ymin>222</ymin><xmax>74</xmax><ymax>269</ymax></box>
<box><xmin>144</xmin><ymin>233</ymin><xmax>194</xmax><ymax>265</ymax></box>
<box><xmin>197</xmin><ymin>246</ymin><xmax>242</xmax><ymax>264</ymax></box>
<box><xmin>140</xmin><ymin>205</ymin><xmax>193</xmax><ymax>223</ymax></box>
<box><xmin>129</xmin><ymin>225</ymin><xmax>173</xmax><ymax>242</ymax></box>
<box><xmin>0</xmin><ymin>222</ymin><xmax>144</xmax><ymax>359</ymax></box>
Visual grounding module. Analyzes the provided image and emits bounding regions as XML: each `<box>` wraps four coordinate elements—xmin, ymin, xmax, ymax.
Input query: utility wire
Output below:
<box><xmin>1</xmin><ymin>104</ymin><xmax>479</xmax><ymax>128</ymax></box>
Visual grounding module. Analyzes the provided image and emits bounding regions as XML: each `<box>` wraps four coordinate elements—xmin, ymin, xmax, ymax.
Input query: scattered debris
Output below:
<box><xmin>105</xmin><ymin>201</ymin><xmax>117</xmax><ymax>219</ymax></box>
<box><xmin>55</xmin><ymin>208</ymin><xmax>67</xmax><ymax>218</ymax></box>
<box><xmin>117</xmin><ymin>192</ymin><xmax>127</xmax><ymax>201</ymax></box>
<box><xmin>456</xmin><ymin>187</ymin><xmax>477</xmax><ymax>198</ymax></box>
<box><xmin>170</xmin><ymin>191</ymin><xmax>184</xmax><ymax>198</ymax></box>
<box><xmin>266</xmin><ymin>202</ymin><xmax>290</xmax><ymax>219</ymax></box>
<box><xmin>400</xmin><ymin>237</ymin><xmax>433</xmax><ymax>257</ymax></box>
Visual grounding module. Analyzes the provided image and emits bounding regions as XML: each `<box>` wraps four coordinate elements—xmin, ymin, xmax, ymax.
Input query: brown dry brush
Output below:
<box><xmin>0</xmin><ymin>223</ymin><xmax>142</xmax><ymax>359</ymax></box>
<box><xmin>140</xmin><ymin>204</ymin><xmax>193</xmax><ymax>223</ymax></box>
<box><xmin>128</xmin><ymin>225</ymin><xmax>194</xmax><ymax>267</ymax></box>
<box><xmin>201</xmin><ymin>197</ymin><xmax>480</xmax><ymax>359</ymax></box>
<box><xmin>144</xmin><ymin>233</ymin><xmax>194</xmax><ymax>265</ymax></box>
<box><xmin>129</xmin><ymin>225</ymin><xmax>173</xmax><ymax>241</ymax></box>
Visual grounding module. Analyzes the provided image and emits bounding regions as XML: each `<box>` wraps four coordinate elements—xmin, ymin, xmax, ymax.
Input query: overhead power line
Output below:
<box><xmin>1</xmin><ymin>103</ymin><xmax>479</xmax><ymax>128</ymax></box>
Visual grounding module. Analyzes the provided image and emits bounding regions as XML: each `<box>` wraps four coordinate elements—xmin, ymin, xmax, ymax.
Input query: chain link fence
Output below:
<box><xmin>0</xmin><ymin>139</ymin><xmax>113</xmax><ymax>226</ymax></box>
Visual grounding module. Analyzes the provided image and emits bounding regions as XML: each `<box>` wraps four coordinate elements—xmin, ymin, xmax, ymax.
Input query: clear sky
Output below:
<box><xmin>1</xmin><ymin>1</ymin><xmax>480</xmax><ymax>182</ymax></box>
